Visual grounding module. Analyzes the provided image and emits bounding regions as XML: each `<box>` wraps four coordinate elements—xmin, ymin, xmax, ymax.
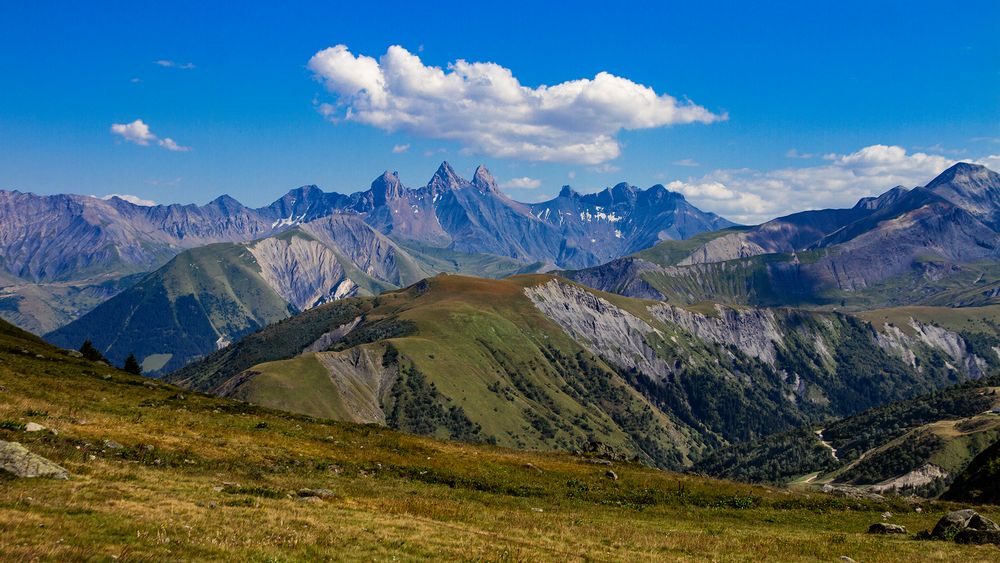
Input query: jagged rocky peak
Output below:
<box><xmin>371</xmin><ymin>170</ymin><xmax>405</xmax><ymax>206</ymax></box>
<box><xmin>471</xmin><ymin>165</ymin><xmax>498</xmax><ymax>193</ymax></box>
<box><xmin>428</xmin><ymin>161</ymin><xmax>468</xmax><ymax>191</ymax></box>
<box><xmin>854</xmin><ymin>185</ymin><xmax>910</xmax><ymax>210</ymax></box>
<box><xmin>558</xmin><ymin>185</ymin><xmax>579</xmax><ymax>198</ymax></box>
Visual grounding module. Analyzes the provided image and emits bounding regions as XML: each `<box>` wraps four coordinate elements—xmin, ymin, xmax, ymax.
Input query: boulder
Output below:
<box><xmin>0</xmin><ymin>440</ymin><xmax>69</xmax><ymax>479</ymax></box>
<box><xmin>968</xmin><ymin>513</ymin><xmax>1000</xmax><ymax>533</ymax></box>
<box><xmin>932</xmin><ymin>509</ymin><xmax>977</xmax><ymax>538</ymax></box>
<box><xmin>868</xmin><ymin>523</ymin><xmax>908</xmax><ymax>535</ymax></box>
<box><xmin>954</xmin><ymin>529</ymin><xmax>1000</xmax><ymax>545</ymax></box>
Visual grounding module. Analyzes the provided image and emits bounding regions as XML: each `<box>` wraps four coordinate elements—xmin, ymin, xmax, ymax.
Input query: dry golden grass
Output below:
<box><xmin>1</xmin><ymin>324</ymin><xmax>999</xmax><ymax>561</ymax></box>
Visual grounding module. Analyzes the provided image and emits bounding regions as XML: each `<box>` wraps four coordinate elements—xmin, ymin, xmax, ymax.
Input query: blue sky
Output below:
<box><xmin>1</xmin><ymin>0</ymin><xmax>997</xmax><ymax>222</ymax></box>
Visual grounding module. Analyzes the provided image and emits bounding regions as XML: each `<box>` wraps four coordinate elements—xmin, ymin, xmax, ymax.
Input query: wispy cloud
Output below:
<box><xmin>110</xmin><ymin>119</ymin><xmax>191</xmax><ymax>152</ymax></box>
<box><xmin>392</xmin><ymin>143</ymin><xmax>411</xmax><ymax>154</ymax></box>
<box><xmin>785</xmin><ymin>148</ymin><xmax>816</xmax><ymax>159</ymax></box>
<box><xmin>308</xmin><ymin>44</ymin><xmax>724</xmax><ymax>165</ymax></box>
<box><xmin>587</xmin><ymin>163</ymin><xmax>621</xmax><ymax>174</ymax></box>
<box><xmin>500</xmin><ymin>177</ymin><xmax>542</xmax><ymax>189</ymax></box>
<box><xmin>154</xmin><ymin>59</ymin><xmax>195</xmax><ymax>70</ymax></box>
<box><xmin>672</xmin><ymin>158</ymin><xmax>700</xmax><ymax>167</ymax></box>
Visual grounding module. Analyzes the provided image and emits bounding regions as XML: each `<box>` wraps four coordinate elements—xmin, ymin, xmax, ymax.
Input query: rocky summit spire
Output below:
<box><xmin>471</xmin><ymin>165</ymin><xmax>498</xmax><ymax>193</ymax></box>
<box><xmin>558</xmin><ymin>185</ymin><xmax>579</xmax><ymax>198</ymax></box>
<box><xmin>370</xmin><ymin>170</ymin><xmax>404</xmax><ymax>206</ymax></box>
<box><xmin>428</xmin><ymin>161</ymin><xmax>467</xmax><ymax>191</ymax></box>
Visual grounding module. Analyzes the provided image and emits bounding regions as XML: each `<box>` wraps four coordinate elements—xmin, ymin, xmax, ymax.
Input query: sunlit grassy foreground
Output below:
<box><xmin>0</xmin><ymin>323</ymin><xmax>998</xmax><ymax>561</ymax></box>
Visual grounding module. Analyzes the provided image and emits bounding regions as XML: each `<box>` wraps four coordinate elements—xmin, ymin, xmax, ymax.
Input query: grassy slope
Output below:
<box><xmin>45</xmin><ymin>243</ymin><xmax>294</xmax><ymax>374</ymax></box>
<box><xmin>225</xmin><ymin>354</ymin><xmax>355</xmax><ymax>422</ymax></box>
<box><xmin>175</xmin><ymin>274</ymin><xmax>990</xmax><ymax>479</ymax></box>
<box><xmin>2</xmin><ymin>320</ymin><xmax>999</xmax><ymax>561</ymax></box>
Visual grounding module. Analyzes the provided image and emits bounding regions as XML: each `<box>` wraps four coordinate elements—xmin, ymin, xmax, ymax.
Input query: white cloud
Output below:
<box><xmin>157</xmin><ymin>137</ymin><xmax>190</xmax><ymax>152</ymax></box>
<box><xmin>672</xmin><ymin>158</ymin><xmax>700</xmax><ymax>167</ymax></box>
<box><xmin>111</xmin><ymin>119</ymin><xmax>157</xmax><ymax>146</ymax></box>
<box><xmin>100</xmin><ymin>194</ymin><xmax>157</xmax><ymax>206</ymax></box>
<box><xmin>501</xmin><ymin>177</ymin><xmax>542</xmax><ymax>190</ymax></box>
<box><xmin>665</xmin><ymin>144</ymin><xmax>969</xmax><ymax>224</ymax></box>
<box><xmin>308</xmin><ymin>44</ymin><xmax>724</xmax><ymax>165</ymax></box>
<box><xmin>392</xmin><ymin>143</ymin><xmax>411</xmax><ymax>154</ymax></box>
<box><xmin>155</xmin><ymin>60</ymin><xmax>195</xmax><ymax>69</ymax></box>
<box><xmin>111</xmin><ymin>119</ymin><xmax>190</xmax><ymax>152</ymax></box>
<box><xmin>980</xmin><ymin>155</ymin><xmax>1000</xmax><ymax>170</ymax></box>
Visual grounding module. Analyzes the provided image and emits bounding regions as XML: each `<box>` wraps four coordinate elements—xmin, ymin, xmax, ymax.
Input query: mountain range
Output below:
<box><xmin>1</xmin><ymin>162</ymin><xmax>731</xmax><ymax>336</ymax></box>
<box><xmin>566</xmin><ymin>163</ymin><xmax>1000</xmax><ymax>310</ymax></box>
<box><xmin>10</xmin><ymin>159</ymin><xmax>1000</xmax><ymax>502</ymax></box>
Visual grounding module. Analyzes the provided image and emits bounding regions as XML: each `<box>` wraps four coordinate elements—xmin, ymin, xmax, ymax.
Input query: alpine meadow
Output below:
<box><xmin>2</xmin><ymin>2</ymin><xmax>1000</xmax><ymax>561</ymax></box>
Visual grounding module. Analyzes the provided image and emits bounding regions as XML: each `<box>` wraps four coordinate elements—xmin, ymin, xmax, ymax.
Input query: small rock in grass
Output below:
<box><xmin>103</xmin><ymin>440</ymin><xmax>123</xmax><ymax>450</ymax></box>
<box><xmin>868</xmin><ymin>523</ymin><xmax>908</xmax><ymax>535</ymax></box>
<box><xmin>839</xmin><ymin>557</ymin><xmax>857</xmax><ymax>563</ymax></box>
<box><xmin>531</xmin><ymin>507</ymin><xmax>544</xmax><ymax>513</ymax></box>
<box><xmin>24</xmin><ymin>422</ymin><xmax>46</xmax><ymax>433</ymax></box>
<box><xmin>605</xmin><ymin>470</ymin><xmax>619</xmax><ymax>481</ymax></box>
<box><xmin>298</xmin><ymin>488</ymin><xmax>335</xmax><ymax>499</ymax></box>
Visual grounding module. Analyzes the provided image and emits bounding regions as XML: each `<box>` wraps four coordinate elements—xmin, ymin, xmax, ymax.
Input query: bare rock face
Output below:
<box><xmin>649</xmin><ymin>303</ymin><xmax>783</xmax><ymax>365</ymax></box>
<box><xmin>0</xmin><ymin>440</ymin><xmax>69</xmax><ymax>479</ymax></box>
<box><xmin>248</xmin><ymin>235</ymin><xmax>349</xmax><ymax>311</ymax></box>
<box><xmin>876</xmin><ymin>319</ymin><xmax>988</xmax><ymax>378</ymax></box>
<box><xmin>524</xmin><ymin>280</ymin><xmax>673</xmax><ymax>377</ymax></box>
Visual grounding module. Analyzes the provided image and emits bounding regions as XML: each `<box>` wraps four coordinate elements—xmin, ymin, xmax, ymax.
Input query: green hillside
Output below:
<box><xmin>172</xmin><ymin>274</ymin><xmax>991</xmax><ymax>471</ymax></box>
<box><xmin>44</xmin><ymin>225</ymin><xmax>545</xmax><ymax>375</ymax></box>
<box><xmin>695</xmin><ymin>376</ymin><xmax>1000</xmax><ymax>497</ymax></box>
<box><xmin>2</xmin><ymin>318</ymin><xmax>1000</xmax><ymax>560</ymax></box>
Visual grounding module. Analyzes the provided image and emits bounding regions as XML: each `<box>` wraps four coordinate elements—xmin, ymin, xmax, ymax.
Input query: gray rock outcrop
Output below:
<box><xmin>0</xmin><ymin>440</ymin><xmax>69</xmax><ymax>479</ymax></box>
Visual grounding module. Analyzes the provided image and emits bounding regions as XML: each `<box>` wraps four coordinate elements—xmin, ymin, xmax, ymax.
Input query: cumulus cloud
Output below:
<box><xmin>500</xmin><ymin>177</ymin><xmax>542</xmax><ymax>190</ymax></box>
<box><xmin>100</xmin><ymin>194</ymin><xmax>157</xmax><ymax>206</ymax></box>
<box><xmin>155</xmin><ymin>59</ymin><xmax>195</xmax><ymax>69</ymax></box>
<box><xmin>392</xmin><ymin>143</ymin><xmax>411</xmax><ymax>154</ymax></box>
<box><xmin>666</xmin><ymin>144</ymin><xmax>966</xmax><ymax>224</ymax></box>
<box><xmin>110</xmin><ymin>119</ymin><xmax>190</xmax><ymax>152</ymax></box>
<box><xmin>308</xmin><ymin>45</ymin><xmax>724</xmax><ymax>164</ymax></box>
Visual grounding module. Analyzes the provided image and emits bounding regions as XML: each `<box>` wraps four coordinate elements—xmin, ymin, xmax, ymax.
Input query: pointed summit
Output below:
<box><xmin>926</xmin><ymin>162</ymin><xmax>995</xmax><ymax>191</ymax></box>
<box><xmin>428</xmin><ymin>161</ymin><xmax>467</xmax><ymax>191</ymax></box>
<box><xmin>371</xmin><ymin>170</ymin><xmax>404</xmax><ymax>206</ymax></box>
<box><xmin>558</xmin><ymin>185</ymin><xmax>579</xmax><ymax>198</ymax></box>
<box><xmin>471</xmin><ymin>165</ymin><xmax>498</xmax><ymax>193</ymax></box>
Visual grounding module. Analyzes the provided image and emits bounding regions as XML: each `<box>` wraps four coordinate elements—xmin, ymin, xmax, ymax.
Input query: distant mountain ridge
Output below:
<box><xmin>567</xmin><ymin>162</ymin><xmax>1000</xmax><ymax>310</ymax></box>
<box><xmin>1</xmin><ymin>162</ymin><xmax>732</xmax><ymax>333</ymax></box>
